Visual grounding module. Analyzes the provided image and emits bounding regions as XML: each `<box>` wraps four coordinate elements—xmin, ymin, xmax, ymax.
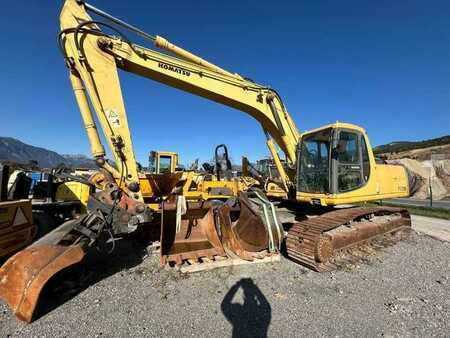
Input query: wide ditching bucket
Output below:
<box><xmin>0</xmin><ymin>219</ymin><xmax>88</xmax><ymax>322</ymax></box>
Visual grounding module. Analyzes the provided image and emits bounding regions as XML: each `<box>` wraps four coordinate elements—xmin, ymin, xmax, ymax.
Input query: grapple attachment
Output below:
<box><xmin>0</xmin><ymin>219</ymin><xmax>88</xmax><ymax>322</ymax></box>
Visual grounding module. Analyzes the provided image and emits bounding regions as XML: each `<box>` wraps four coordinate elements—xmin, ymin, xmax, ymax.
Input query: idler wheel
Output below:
<box><xmin>315</xmin><ymin>236</ymin><xmax>333</xmax><ymax>263</ymax></box>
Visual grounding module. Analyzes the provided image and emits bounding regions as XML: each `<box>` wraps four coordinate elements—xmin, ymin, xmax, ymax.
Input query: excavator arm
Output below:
<box><xmin>59</xmin><ymin>0</ymin><xmax>299</xmax><ymax>199</ymax></box>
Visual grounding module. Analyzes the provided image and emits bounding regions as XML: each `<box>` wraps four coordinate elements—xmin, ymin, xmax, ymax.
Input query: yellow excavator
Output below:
<box><xmin>0</xmin><ymin>0</ymin><xmax>411</xmax><ymax>322</ymax></box>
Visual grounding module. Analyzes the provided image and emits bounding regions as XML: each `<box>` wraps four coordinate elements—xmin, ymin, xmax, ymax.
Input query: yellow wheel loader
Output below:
<box><xmin>0</xmin><ymin>0</ymin><xmax>410</xmax><ymax>322</ymax></box>
<box><xmin>144</xmin><ymin>146</ymin><xmax>258</xmax><ymax>204</ymax></box>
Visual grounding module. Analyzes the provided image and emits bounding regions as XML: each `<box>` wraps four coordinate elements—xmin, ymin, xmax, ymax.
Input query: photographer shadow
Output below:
<box><xmin>221</xmin><ymin>278</ymin><xmax>271</xmax><ymax>338</ymax></box>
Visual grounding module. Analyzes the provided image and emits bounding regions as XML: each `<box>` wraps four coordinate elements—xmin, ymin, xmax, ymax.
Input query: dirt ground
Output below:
<box><xmin>1</xmin><ymin>230</ymin><xmax>449</xmax><ymax>337</ymax></box>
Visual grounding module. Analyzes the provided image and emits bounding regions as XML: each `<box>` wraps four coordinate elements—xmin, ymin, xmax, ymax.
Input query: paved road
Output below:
<box><xmin>411</xmin><ymin>215</ymin><xmax>450</xmax><ymax>242</ymax></box>
<box><xmin>389</xmin><ymin>198</ymin><xmax>450</xmax><ymax>210</ymax></box>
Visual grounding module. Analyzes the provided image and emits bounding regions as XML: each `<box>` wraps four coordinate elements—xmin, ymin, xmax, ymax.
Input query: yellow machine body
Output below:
<box><xmin>296</xmin><ymin>122</ymin><xmax>409</xmax><ymax>206</ymax></box>
<box><xmin>182</xmin><ymin>173</ymin><xmax>241</xmax><ymax>200</ymax></box>
<box><xmin>0</xmin><ymin>200</ymin><xmax>37</xmax><ymax>258</ymax></box>
<box><xmin>265</xmin><ymin>182</ymin><xmax>288</xmax><ymax>199</ymax></box>
<box><xmin>55</xmin><ymin>182</ymin><xmax>92</xmax><ymax>213</ymax></box>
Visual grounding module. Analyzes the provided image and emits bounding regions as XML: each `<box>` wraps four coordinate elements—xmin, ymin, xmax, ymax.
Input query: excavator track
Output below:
<box><xmin>286</xmin><ymin>206</ymin><xmax>411</xmax><ymax>272</ymax></box>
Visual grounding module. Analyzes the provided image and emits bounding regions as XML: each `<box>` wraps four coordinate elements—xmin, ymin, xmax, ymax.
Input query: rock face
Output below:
<box><xmin>374</xmin><ymin>135</ymin><xmax>450</xmax><ymax>161</ymax></box>
<box><xmin>0</xmin><ymin>137</ymin><xmax>95</xmax><ymax>169</ymax></box>
<box><xmin>389</xmin><ymin>158</ymin><xmax>450</xmax><ymax>200</ymax></box>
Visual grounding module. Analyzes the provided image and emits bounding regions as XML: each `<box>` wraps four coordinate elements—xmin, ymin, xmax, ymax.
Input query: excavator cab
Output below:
<box><xmin>296</xmin><ymin>122</ymin><xmax>409</xmax><ymax>205</ymax></box>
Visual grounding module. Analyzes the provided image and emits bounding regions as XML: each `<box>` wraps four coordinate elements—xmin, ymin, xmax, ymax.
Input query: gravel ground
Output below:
<box><xmin>1</xmin><ymin>231</ymin><xmax>449</xmax><ymax>337</ymax></box>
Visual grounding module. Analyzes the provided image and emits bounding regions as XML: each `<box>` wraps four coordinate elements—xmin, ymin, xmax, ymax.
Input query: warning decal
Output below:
<box><xmin>12</xmin><ymin>207</ymin><xmax>29</xmax><ymax>227</ymax></box>
<box><xmin>106</xmin><ymin>109</ymin><xmax>121</xmax><ymax>128</ymax></box>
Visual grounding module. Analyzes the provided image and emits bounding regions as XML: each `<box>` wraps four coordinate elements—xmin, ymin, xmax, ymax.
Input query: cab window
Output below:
<box><xmin>337</xmin><ymin>132</ymin><xmax>359</xmax><ymax>163</ymax></box>
<box><xmin>336</xmin><ymin>131</ymin><xmax>362</xmax><ymax>192</ymax></box>
<box><xmin>297</xmin><ymin>128</ymin><xmax>331</xmax><ymax>193</ymax></box>
<box><xmin>159</xmin><ymin>155</ymin><xmax>172</xmax><ymax>174</ymax></box>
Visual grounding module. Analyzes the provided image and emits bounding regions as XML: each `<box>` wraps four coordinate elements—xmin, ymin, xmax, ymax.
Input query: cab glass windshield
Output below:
<box><xmin>297</xmin><ymin>128</ymin><xmax>331</xmax><ymax>193</ymax></box>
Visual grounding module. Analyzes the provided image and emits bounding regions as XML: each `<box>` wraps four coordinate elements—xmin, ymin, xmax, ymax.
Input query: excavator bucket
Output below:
<box><xmin>160</xmin><ymin>191</ymin><xmax>283</xmax><ymax>266</ymax></box>
<box><xmin>215</xmin><ymin>193</ymin><xmax>280</xmax><ymax>261</ymax></box>
<box><xmin>224</xmin><ymin>191</ymin><xmax>283</xmax><ymax>254</ymax></box>
<box><xmin>0</xmin><ymin>219</ymin><xmax>87</xmax><ymax>322</ymax></box>
<box><xmin>160</xmin><ymin>199</ymin><xmax>226</xmax><ymax>265</ymax></box>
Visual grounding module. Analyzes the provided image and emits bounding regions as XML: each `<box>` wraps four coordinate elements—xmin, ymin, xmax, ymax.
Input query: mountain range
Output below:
<box><xmin>1</xmin><ymin>134</ymin><xmax>448</xmax><ymax>170</ymax></box>
<box><xmin>0</xmin><ymin>137</ymin><xmax>95</xmax><ymax>169</ymax></box>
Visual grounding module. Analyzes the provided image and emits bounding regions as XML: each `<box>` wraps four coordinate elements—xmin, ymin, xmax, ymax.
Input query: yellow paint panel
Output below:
<box><xmin>0</xmin><ymin>200</ymin><xmax>36</xmax><ymax>258</ymax></box>
<box><xmin>55</xmin><ymin>182</ymin><xmax>92</xmax><ymax>213</ymax></box>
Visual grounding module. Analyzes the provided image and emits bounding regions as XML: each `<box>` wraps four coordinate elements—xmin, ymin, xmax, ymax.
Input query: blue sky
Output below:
<box><xmin>0</xmin><ymin>1</ymin><xmax>449</xmax><ymax>166</ymax></box>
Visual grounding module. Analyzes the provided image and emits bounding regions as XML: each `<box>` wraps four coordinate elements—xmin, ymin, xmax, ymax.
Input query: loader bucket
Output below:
<box><xmin>227</xmin><ymin>193</ymin><xmax>271</xmax><ymax>252</ymax></box>
<box><xmin>146</xmin><ymin>172</ymin><xmax>183</xmax><ymax>197</ymax></box>
<box><xmin>0</xmin><ymin>219</ymin><xmax>87</xmax><ymax>322</ymax></box>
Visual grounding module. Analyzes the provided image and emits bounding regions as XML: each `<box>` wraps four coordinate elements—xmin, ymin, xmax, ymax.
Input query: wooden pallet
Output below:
<box><xmin>179</xmin><ymin>253</ymin><xmax>281</xmax><ymax>273</ymax></box>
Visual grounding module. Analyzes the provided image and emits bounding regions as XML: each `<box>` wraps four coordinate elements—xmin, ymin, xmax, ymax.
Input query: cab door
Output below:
<box><xmin>332</xmin><ymin>129</ymin><xmax>369</xmax><ymax>193</ymax></box>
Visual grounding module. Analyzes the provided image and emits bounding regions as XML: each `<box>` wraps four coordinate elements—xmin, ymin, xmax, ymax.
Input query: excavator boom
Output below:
<box><xmin>58</xmin><ymin>0</ymin><xmax>299</xmax><ymax>196</ymax></box>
